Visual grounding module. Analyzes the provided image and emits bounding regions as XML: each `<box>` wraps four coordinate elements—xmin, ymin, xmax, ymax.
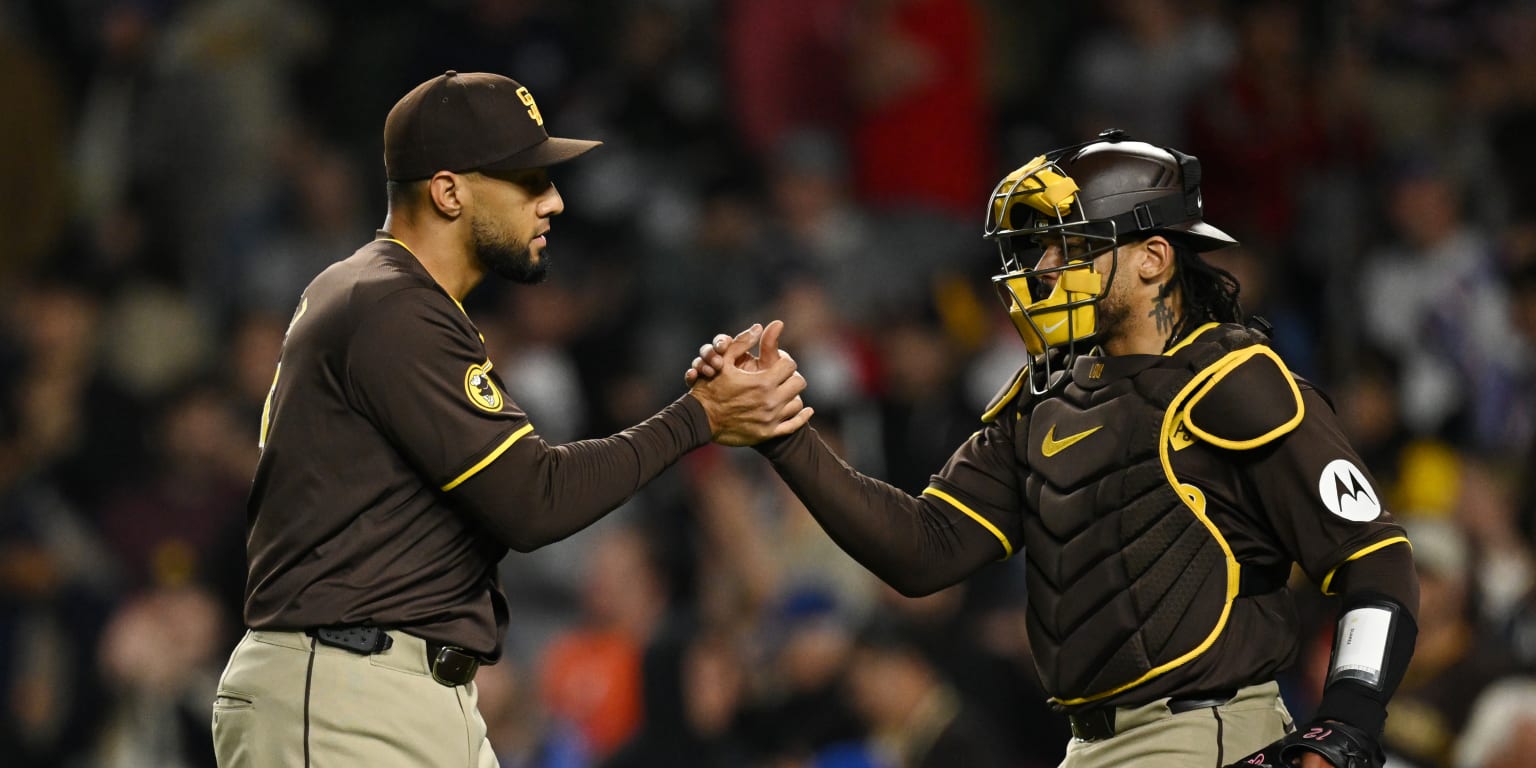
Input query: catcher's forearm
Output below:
<box><xmin>1316</xmin><ymin>542</ymin><xmax>1419</xmax><ymax>735</ymax></box>
<box><xmin>1227</xmin><ymin>545</ymin><xmax>1419</xmax><ymax>768</ymax></box>
<box><xmin>756</xmin><ymin>426</ymin><xmax>1003</xmax><ymax>596</ymax></box>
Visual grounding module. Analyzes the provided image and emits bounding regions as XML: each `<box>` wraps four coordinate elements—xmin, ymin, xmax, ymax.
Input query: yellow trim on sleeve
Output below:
<box><xmin>441</xmin><ymin>423</ymin><xmax>535</xmax><ymax>492</ymax></box>
<box><xmin>1319</xmin><ymin>536</ymin><xmax>1412</xmax><ymax>596</ymax></box>
<box><xmin>922</xmin><ymin>487</ymin><xmax>1014</xmax><ymax>558</ymax></box>
<box><xmin>1182</xmin><ymin>346</ymin><xmax>1305</xmax><ymax>450</ymax></box>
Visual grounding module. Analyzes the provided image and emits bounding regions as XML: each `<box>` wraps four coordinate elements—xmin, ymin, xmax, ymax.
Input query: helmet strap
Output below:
<box><xmin>1163</xmin><ymin>146</ymin><xmax>1205</xmax><ymax>220</ymax></box>
<box><xmin>1101</xmin><ymin>192</ymin><xmax>1191</xmax><ymax>238</ymax></box>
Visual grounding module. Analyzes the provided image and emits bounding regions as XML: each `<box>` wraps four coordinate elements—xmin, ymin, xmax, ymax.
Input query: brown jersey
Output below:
<box><xmin>244</xmin><ymin>235</ymin><xmax>710</xmax><ymax>657</ymax></box>
<box><xmin>759</xmin><ymin>322</ymin><xmax>1412</xmax><ymax>711</ymax></box>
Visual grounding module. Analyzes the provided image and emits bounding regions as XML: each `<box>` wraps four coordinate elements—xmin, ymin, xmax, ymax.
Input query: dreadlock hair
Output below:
<box><xmin>1162</xmin><ymin>235</ymin><xmax>1243</xmax><ymax>349</ymax></box>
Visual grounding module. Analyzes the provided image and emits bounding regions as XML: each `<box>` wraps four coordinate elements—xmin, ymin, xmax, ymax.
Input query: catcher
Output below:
<box><xmin>691</xmin><ymin>130</ymin><xmax>1417</xmax><ymax>768</ymax></box>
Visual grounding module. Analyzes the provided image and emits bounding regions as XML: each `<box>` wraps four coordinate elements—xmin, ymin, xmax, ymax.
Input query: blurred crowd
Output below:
<box><xmin>3</xmin><ymin>0</ymin><xmax>1536</xmax><ymax>767</ymax></box>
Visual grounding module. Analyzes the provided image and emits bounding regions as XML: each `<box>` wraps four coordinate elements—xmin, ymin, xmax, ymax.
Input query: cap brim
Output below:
<box><xmin>1164</xmin><ymin>220</ymin><xmax>1239</xmax><ymax>251</ymax></box>
<box><xmin>478</xmin><ymin>137</ymin><xmax>602</xmax><ymax>171</ymax></box>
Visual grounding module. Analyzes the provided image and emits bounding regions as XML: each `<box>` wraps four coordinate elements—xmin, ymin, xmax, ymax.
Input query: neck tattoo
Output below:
<box><xmin>1149</xmin><ymin>282</ymin><xmax>1177</xmax><ymax>338</ymax></box>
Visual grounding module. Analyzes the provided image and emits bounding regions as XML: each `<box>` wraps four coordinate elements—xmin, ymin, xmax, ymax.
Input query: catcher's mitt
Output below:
<box><xmin>1225</xmin><ymin>721</ymin><xmax>1383</xmax><ymax>768</ymax></box>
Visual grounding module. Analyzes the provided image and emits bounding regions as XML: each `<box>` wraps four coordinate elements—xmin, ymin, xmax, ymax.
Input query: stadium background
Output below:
<box><xmin>3</xmin><ymin>1</ymin><xmax>1535</xmax><ymax>766</ymax></box>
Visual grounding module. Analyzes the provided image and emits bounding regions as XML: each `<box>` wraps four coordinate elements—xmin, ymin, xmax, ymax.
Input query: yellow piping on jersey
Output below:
<box><xmin>922</xmin><ymin>487</ymin><xmax>1014</xmax><ymax>558</ymax></box>
<box><xmin>377</xmin><ymin>236</ymin><xmax>416</xmax><ymax>254</ymax></box>
<box><xmin>1182</xmin><ymin>345</ymin><xmax>1305</xmax><ymax>450</ymax></box>
<box><xmin>378</xmin><ymin>236</ymin><xmax>474</xmax><ymax>320</ymax></box>
<box><xmin>258</xmin><ymin>363</ymin><xmax>281</xmax><ymax>449</ymax></box>
<box><xmin>982</xmin><ymin>368</ymin><xmax>1028</xmax><ymax>424</ymax></box>
<box><xmin>377</xmin><ymin>236</ymin><xmax>416</xmax><ymax>257</ymax></box>
<box><xmin>1163</xmin><ymin>322</ymin><xmax>1221</xmax><ymax>357</ymax></box>
<box><xmin>441</xmin><ymin>423</ymin><xmax>535</xmax><ymax>492</ymax></box>
<box><xmin>1320</xmin><ymin>536</ymin><xmax>1412</xmax><ymax>596</ymax></box>
<box><xmin>289</xmin><ymin>296</ymin><xmax>309</xmax><ymax>331</ymax></box>
<box><xmin>1051</xmin><ymin>344</ymin><xmax>1250</xmax><ymax>708</ymax></box>
<box><xmin>982</xmin><ymin>323</ymin><xmax>1221</xmax><ymax>427</ymax></box>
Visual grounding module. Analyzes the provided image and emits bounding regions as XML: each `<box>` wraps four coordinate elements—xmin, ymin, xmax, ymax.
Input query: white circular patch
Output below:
<box><xmin>1317</xmin><ymin>459</ymin><xmax>1382</xmax><ymax>521</ymax></box>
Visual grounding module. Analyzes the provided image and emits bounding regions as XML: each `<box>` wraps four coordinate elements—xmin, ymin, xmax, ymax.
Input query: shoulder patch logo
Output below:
<box><xmin>1317</xmin><ymin>459</ymin><xmax>1381</xmax><ymax>521</ymax></box>
<box><xmin>464</xmin><ymin>362</ymin><xmax>504</xmax><ymax>412</ymax></box>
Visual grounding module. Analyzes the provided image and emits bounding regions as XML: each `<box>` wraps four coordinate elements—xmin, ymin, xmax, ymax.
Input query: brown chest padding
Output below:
<box><xmin>1019</xmin><ymin>323</ymin><xmax>1270</xmax><ymax>705</ymax></box>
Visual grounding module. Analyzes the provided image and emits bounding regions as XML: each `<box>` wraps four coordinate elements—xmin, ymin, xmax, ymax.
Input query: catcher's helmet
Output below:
<box><xmin>984</xmin><ymin>129</ymin><xmax>1237</xmax><ymax>391</ymax></box>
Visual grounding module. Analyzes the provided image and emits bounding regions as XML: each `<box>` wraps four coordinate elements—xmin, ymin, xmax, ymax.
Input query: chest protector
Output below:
<box><xmin>1010</xmin><ymin>324</ymin><xmax>1280</xmax><ymax>707</ymax></box>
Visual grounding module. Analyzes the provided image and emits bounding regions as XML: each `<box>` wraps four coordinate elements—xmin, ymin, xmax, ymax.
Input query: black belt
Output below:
<box><xmin>307</xmin><ymin>627</ymin><xmax>481</xmax><ymax>687</ymax></box>
<box><xmin>1068</xmin><ymin>689</ymin><xmax>1238</xmax><ymax>742</ymax></box>
<box><xmin>425</xmin><ymin>640</ymin><xmax>481</xmax><ymax>687</ymax></box>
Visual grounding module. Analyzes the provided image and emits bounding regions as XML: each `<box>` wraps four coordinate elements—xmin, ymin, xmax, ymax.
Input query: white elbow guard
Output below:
<box><xmin>1328</xmin><ymin>601</ymin><xmax>1400</xmax><ymax>690</ymax></box>
<box><xmin>1316</xmin><ymin>595</ymin><xmax>1417</xmax><ymax>735</ymax></box>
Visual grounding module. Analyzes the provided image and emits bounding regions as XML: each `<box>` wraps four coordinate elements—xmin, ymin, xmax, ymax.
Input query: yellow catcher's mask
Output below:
<box><xmin>997</xmin><ymin>261</ymin><xmax>1103</xmax><ymax>356</ymax></box>
<box><xmin>986</xmin><ymin>153</ymin><xmax>1115</xmax><ymax>362</ymax></box>
<box><xmin>990</xmin><ymin>155</ymin><xmax>1079</xmax><ymax>228</ymax></box>
<box><xmin>982</xmin><ymin>131</ymin><xmax>1238</xmax><ymax>392</ymax></box>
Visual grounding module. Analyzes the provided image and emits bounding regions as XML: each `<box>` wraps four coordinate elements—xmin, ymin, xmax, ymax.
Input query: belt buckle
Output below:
<box><xmin>1069</xmin><ymin>708</ymin><xmax>1116</xmax><ymax>741</ymax></box>
<box><xmin>429</xmin><ymin>644</ymin><xmax>480</xmax><ymax>687</ymax></box>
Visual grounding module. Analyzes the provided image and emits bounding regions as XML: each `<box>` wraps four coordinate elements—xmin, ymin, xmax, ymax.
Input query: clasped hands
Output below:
<box><xmin>685</xmin><ymin>320</ymin><xmax>813</xmax><ymax>446</ymax></box>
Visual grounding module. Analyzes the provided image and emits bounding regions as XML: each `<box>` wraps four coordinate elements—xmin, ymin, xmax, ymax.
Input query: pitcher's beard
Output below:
<box><xmin>472</xmin><ymin>216</ymin><xmax>546</xmax><ymax>284</ymax></box>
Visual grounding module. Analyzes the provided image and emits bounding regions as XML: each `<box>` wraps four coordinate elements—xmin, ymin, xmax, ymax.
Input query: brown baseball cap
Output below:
<box><xmin>383</xmin><ymin>70</ymin><xmax>601</xmax><ymax>181</ymax></box>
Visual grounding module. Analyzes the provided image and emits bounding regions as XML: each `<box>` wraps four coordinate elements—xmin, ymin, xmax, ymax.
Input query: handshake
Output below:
<box><xmin>683</xmin><ymin>320</ymin><xmax>814</xmax><ymax>447</ymax></box>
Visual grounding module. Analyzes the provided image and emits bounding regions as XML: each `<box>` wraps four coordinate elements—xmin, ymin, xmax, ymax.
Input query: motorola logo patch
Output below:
<box><xmin>1317</xmin><ymin>459</ymin><xmax>1381</xmax><ymax>521</ymax></box>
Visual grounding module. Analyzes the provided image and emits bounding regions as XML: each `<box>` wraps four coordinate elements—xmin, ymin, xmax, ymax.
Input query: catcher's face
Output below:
<box><xmin>1030</xmin><ymin>235</ymin><xmax>1102</xmax><ymax>290</ymax></box>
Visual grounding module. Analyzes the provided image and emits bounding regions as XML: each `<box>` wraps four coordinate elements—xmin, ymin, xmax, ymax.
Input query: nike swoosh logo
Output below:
<box><xmin>1041</xmin><ymin>425</ymin><xmax>1102</xmax><ymax>457</ymax></box>
<box><xmin>1041</xmin><ymin>318</ymin><xmax>1067</xmax><ymax>334</ymax></box>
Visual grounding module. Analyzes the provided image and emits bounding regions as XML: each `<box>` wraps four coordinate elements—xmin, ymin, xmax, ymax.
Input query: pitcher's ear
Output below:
<box><xmin>428</xmin><ymin>171</ymin><xmax>465</xmax><ymax>219</ymax></box>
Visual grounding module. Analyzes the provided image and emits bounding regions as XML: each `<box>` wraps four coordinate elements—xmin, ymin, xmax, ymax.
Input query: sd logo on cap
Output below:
<box><xmin>383</xmin><ymin>70</ymin><xmax>602</xmax><ymax>181</ymax></box>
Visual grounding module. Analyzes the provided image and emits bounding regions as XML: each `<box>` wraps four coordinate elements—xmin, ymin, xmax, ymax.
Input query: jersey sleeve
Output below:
<box><xmin>754</xmin><ymin>398</ymin><xmax>1025</xmax><ymax>596</ymax></box>
<box><xmin>1237</xmin><ymin>387</ymin><xmax>1411</xmax><ymax>593</ymax></box>
<box><xmin>925</xmin><ymin>415</ymin><xmax>1026</xmax><ymax>558</ymax></box>
<box><xmin>345</xmin><ymin>287</ymin><xmax>527</xmax><ymax>489</ymax></box>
